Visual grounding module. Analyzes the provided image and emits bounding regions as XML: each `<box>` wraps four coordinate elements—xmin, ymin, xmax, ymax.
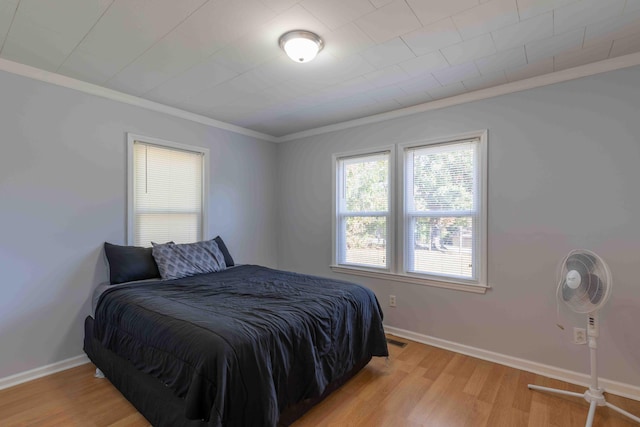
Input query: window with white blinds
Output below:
<box><xmin>404</xmin><ymin>139</ymin><xmax>480</xmax><ymax>281</ymax></box>
<box><xmin>128</xmin><ymin>134</ymin><xmax>208</xmax><ymax>247</ymax></box>
<box><xmin>335</xmin><ymin>151</ymin><xmax>391</xmax><ymax>269</ymax></box>
<box><xmin>332</xmin><ymin>131</ymin><xmax>487</xmax><ymax>291</ymax></box>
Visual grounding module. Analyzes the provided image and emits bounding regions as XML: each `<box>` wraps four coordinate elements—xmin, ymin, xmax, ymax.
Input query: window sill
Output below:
<box><xmin>329</xmin><ymin>265</ymin><xmax>490</xmax><ymax>294</ymax></box>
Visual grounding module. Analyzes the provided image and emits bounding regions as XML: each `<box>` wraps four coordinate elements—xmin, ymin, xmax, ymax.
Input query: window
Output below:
<box><xmin>335</xmin><ymin>150</ymin><xmax>392</xmax><ymax>269</ymax></box>
<box><xmin>332</xmin><ymin>131</ymin><xmax>487</xmax><ymax>293</ymax></box>
<box><xmin>127</xmin><ymin>133</ymin><xmax>209</xmax><ymax>247</ymax></box>
<box><xmin>403</xmin><ymin>138</ymin><xmax>482</xmax><ymax>282</ymax></box>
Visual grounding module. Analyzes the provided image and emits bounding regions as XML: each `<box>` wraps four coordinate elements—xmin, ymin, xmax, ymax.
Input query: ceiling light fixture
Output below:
<box><xmin>279</xmin><ymin>30</ymin><xmax>324</xmax><ymax>63</ymax></box>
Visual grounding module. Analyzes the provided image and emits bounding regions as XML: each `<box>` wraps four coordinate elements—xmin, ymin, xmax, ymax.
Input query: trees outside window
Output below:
<box><xmin>336</xmin><ymin>152</ymin><xmax>390</xmax><ymax>269</ymax></box>
<box><xmin>404</xmin><ymin>140</ymin><xmax>479</xmax><ymax>280</ymax></box>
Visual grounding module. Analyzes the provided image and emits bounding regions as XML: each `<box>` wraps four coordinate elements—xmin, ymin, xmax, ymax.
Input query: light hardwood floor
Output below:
<box><xmin>1</xmin><ymin>336</ymin><xmax>639</xmax><ymax>426</ymax></box>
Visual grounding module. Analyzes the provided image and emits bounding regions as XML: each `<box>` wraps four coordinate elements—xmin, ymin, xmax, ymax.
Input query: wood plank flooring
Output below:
<box><xmin>1</xmin><ymin>335</ymin><xmax>639</xmax><ymax>426</ymax></box>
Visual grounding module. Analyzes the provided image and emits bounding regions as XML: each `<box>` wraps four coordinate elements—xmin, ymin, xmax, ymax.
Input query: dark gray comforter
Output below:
<box><xmin>93</xmin><ymin>265</ymin><xmax>388</xmax><ymax>426</ymax></box>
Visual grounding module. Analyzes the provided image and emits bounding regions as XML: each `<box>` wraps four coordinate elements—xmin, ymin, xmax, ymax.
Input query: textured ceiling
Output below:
<box><xmin>0</xmin><ymin>0</ymin><xmax>639</xmax><ymax>137</ymax></box>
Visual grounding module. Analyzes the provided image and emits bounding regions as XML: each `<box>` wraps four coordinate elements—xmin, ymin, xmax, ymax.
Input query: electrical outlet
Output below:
<box><xmin>573</xmin><ymin>327</ymin><xmax>587</xmax><ymax>344</ymax></box>
<box><xmin>389</xmin><ymin>295</ymin><xmax>396</xmax><ymax>307</ymax></box>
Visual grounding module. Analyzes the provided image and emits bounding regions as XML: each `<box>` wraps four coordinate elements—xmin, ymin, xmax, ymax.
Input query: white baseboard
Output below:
<box><xmin>384</xmin><ymin>325</ymin><xmax>640</xmax><ymax>402</ymax></box>
<box><xmin>0</xmin><ymin>355</ymin><xmax>90</xmax><ymax>391</ymax></box>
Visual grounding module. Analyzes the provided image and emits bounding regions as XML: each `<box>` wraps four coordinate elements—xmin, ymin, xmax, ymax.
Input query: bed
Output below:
<box><xmin>84</xmin><ymin>242</ymin><xmax>388</xmax><ymax>427</ymax></box>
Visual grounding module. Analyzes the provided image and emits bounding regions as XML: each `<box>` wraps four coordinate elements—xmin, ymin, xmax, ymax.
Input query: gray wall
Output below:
<box><xmin>277</xmin><ymin>66</ymin><xmax>640</xmax><ymax>386</ymax></box>
<box><xmin>0</xmin><ymin>70</ymin><xmax>278</xmax><ymax>379</ymax></box>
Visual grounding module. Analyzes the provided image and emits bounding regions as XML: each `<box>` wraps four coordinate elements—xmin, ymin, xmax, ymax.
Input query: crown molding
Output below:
<box><xmin>0</xmin><ymin>58</ymin><xmax>278</xmax><ymax>143</ymax></box>
<box><xmin>278</xmin><ymin>52</ymin><xmax>640</xmax><ymax>142</ymax></box>
<box><xmin>2</xmin><ymin>52</ymin><xmax>640</xmax><ymax>144</ymax></box>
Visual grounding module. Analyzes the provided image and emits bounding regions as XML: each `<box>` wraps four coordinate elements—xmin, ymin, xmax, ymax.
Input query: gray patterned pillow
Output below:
<box><xmin>151</xmin><ymin>239</ymin><xmax>227</xmax><ymax>280</ymax></box>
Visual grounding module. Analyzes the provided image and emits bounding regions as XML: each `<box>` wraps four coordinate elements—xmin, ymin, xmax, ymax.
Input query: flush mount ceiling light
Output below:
<box><xmin>279</xmin><ymin>30</ymin><xmax>324</xmax><ymax>63</ymax></box>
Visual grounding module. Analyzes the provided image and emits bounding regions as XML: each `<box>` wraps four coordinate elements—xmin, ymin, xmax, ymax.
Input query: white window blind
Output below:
<box><xmin>405</xmin><ymin>139</ymin><xmax>480</xmax><ymax>280</ymax></box>
<box><xmin>336</xmin><ymin>151</ymin><xmax>390</xmax><ymax>269</ymax></box>
<box><xmin>131</xmin><ymin>140</ymin><xmax>205</xmax><ymax>247</ymax></box>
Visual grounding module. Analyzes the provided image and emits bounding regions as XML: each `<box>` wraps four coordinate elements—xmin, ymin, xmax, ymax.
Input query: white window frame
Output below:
<box><xmin>399</xmin><ymin>131</ymin><xmax>488</xmax><ymax>290</ymax></box>
<box><xmin>331</xmin><ymin>130</ymin><xmax>488</xmax><ymax>294</ymax></box>
<box><xmin>331</xmin><ymin>146</ymin><xmax>395</xmax><ymax>272</ymax></box>
<box><xmin>127</xmin><ymin>133</ymin><xmax>209</xmax><ymax>246</ymax></box>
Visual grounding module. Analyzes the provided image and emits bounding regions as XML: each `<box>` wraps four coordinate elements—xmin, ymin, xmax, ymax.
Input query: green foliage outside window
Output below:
<box><xmin>344</xmin><ymin>158</ymin><xmax>388</xmax><ymax>252</ymax></box>
<box><xmin>411</xmin><ymin>147</ymin><xmax>474</xmax><ymax>248</ymax></box>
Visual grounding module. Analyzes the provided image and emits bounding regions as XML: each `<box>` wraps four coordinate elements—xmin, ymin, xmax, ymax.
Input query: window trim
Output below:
<box><xmin>329</xmin><ymin>265</ymin><xmax>489</xmax><ymax>294</ymax></box>
<box><xmin>126</xmin><ymin>133</ymin><xmax>209</xmax><ymax>246</ymax></box>
<box><xmin>330</xmin><ymin>130</ymin><xmax>488</xmax><ymax>294</ymax></box>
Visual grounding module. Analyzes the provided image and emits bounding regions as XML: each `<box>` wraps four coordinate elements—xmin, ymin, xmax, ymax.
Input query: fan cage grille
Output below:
<box><xmin>557</xmin><ymin>249</ymin><xmax>612</xmax><ymax>314</ymax></box>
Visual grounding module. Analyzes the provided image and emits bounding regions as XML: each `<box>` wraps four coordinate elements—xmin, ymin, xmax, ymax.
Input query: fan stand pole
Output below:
<box><xmin>528</xmin><ymin>314</ymin><xmax>640</xmax><ymax>426</ymax></box>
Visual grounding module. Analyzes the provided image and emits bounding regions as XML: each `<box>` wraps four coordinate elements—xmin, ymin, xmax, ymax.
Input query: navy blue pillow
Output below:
<box><xmin>214</xmin><ymin>236</ymin><xmax>235</xmax><ymax>267</ymax></box>
<box><xmin>104</xmin><ymin>242</ymin><xmax>161</xmax><ymax>285</ymax></box>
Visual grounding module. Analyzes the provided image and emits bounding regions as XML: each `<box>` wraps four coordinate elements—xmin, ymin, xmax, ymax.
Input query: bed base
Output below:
<box><xmin>84</xmin><ymin>316</ymin><xmax>371</xmax><ymax>426</ymax></box>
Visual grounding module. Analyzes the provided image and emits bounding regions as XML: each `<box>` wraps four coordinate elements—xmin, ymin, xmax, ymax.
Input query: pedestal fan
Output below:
<box><xmin>528</xmin><ymin>250</ymin><xmax>640</xmax><ymax>426</ymax></box>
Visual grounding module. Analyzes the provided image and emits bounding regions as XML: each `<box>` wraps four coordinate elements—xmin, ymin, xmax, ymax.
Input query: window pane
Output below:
<box><xmin>410</xmin><ymin>143</ymin><xmax>475</xmax><ymax>212</ymax></box>
<box><xmin>410</xmin><ymin>216</ymin><xmax>473</xmax><ymax>278</ymax></box>
<box><xmin>344</xmin><ymin>154</ymin><xmax>388</xmax><ymax>212</ymax></box>
<box><xmin>133</xmin><ymin>141</ymin><xmax>203</xmax><ymax>246</ymax></box>
<box><xmin>134</xmin><ymin>144</ymin><xmax>202</xmax><ymax>213</ymax></box>
<box><xmin>344</xmin><ymin>216</ymin><xmax>387</xmax><ymax>268</ymax></box>
<box><xmin>135</xmin><ymin>213</ymin><xmax>201</xmax><ymax>247</ymax></box>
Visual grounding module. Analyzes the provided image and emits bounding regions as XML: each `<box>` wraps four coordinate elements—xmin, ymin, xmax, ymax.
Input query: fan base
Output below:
<box><xmin>528</xmin><ymin>384</ymin><xmax>640</xmax><ymax>426</ymax></box>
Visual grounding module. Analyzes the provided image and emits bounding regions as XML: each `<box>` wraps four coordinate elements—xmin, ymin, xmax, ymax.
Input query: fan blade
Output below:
<box><xmin>586</xmin><ymin>273</ymin><xmax>604</xmax><ymax>305</ymax></box>
<box><xmin>566</xmin><ymin>253</ymin><xmax>597</xmax><ymax>275</ymax></box>
<box><xmin>561</xmin><ymin>281</ymin><xmax>574</xmax><ymax>302</ymax></box>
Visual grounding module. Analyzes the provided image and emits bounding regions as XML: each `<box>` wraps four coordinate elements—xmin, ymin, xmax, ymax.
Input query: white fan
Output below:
<box><xmin>528</xmin><ymin>250</ymin><xmax>640</xmax><ymax>426</ymax></box>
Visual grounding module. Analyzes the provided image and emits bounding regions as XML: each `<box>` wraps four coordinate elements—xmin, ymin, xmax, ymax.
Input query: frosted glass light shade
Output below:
<box><xmin>279</xmin><ymin>30</ymin><xmax>323</xmax><ymax>63</ymax></box>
